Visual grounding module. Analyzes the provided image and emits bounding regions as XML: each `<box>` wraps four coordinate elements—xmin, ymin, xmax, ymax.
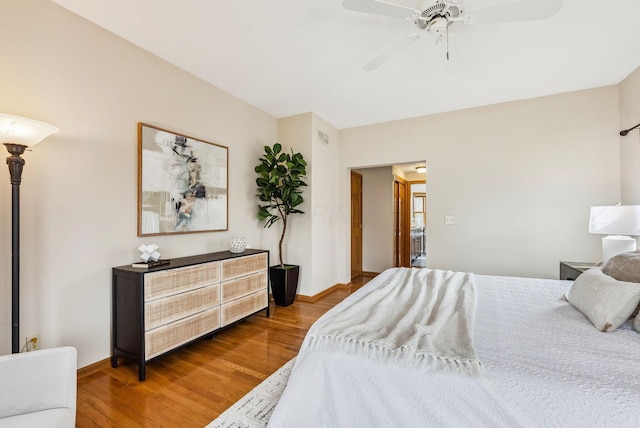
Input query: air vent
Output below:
<box><xmin>317</xmin><ymin>129</ymin><xmax>329</xmax><ymax>145</ymax></box>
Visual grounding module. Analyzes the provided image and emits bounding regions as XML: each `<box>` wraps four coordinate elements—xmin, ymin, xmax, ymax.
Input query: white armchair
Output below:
<box><xmin>0</xmin><ymin>346</ymin><xmax>77</xmax><ymax>428</ymax></box>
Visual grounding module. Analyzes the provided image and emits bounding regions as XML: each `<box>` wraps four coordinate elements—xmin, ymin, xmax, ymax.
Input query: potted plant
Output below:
<box><xmin>255</xmin><ymin>143</ymin><xmax>307</xmax><ymax>306</ymax></box>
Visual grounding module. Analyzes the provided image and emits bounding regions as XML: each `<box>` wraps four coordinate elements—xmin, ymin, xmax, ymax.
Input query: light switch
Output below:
<box><xmin>444</xmin><ymin>216</ymin><xmax>454</xmax><ymax>225</ymax></box>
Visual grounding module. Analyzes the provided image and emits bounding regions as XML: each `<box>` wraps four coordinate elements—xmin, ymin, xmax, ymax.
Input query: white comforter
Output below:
<box><xmin>268</xmin><ymin>269</ymin><xmax>640</xmax><ymax>428</ymax></box>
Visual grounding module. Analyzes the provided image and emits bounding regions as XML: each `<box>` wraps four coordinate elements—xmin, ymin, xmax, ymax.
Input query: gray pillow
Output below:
<box><xmin>602</xmin><ymin>250</ymin><xmax>640</xmax><ymax>283</ymax></box>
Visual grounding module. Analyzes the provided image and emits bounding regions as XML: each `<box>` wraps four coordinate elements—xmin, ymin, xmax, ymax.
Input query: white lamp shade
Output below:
<box><xmin>0</xmin><ymin>114</ymin><xmax>58</xmax><ymax>147</ymax></box>
<box><xmin>588</xmin><ymin>205</ymin><xmax>640</xmax><ymax>236</ymax></box>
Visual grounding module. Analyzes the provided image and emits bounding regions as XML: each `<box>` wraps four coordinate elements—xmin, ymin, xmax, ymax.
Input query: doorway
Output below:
<box><xmin>393</xmin><ymin>177</ymin><xmax>427</xmax><ymax>268</ymax></box>
<box><xmin>351</xmin><ymin>163</ymin><xmax>425</xmax><ymax>274</ymax></box>
<box><xmin>409</xmin><ymin>182</ymin><xmax>426</xmax><ymax>267</ymax></box>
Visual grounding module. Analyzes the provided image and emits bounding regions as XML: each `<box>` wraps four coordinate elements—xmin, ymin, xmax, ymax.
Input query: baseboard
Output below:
<box><xmin>361</xmin><ymin>271</ymin><xmax>380</xmax><ymax>277</ymax></box>
<box><xmin>77</xmin><ymin>357</ymin><xmax>111</xmax><ymax>379</ymax></box>
<box><xmin>295</xmin><ymin>273</ymin><xmax>381</xmax><ymax>302</ymax></box>
<box><xmin>295</xmin><ymin>282</ymin><xmax>351</xmax><ymax>302</ymax></box>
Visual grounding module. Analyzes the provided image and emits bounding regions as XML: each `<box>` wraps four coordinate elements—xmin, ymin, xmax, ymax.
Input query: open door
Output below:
<box><xmin>350</xmin><ymin>171</ymin><xmax>363</xmax><ymax>279</ymax></box>
<box><xmin>393</xmin><ymin>175</ymin><xmax>410</xmax><ymax>267</ymax></box>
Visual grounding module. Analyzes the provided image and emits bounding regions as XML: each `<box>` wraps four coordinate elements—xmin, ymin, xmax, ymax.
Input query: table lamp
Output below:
<box><xmin>589</xmin><ymin>205</ymin><xmax>640</xmax><ymax>263</ymax></box>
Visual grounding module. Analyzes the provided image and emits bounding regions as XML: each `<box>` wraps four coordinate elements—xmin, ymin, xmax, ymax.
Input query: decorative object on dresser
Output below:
<box><xmin>138</xmin><ymin>123</ymin><xmax>229</xmax><ymax>236</ymax></box>
<box><xmin>588</xmin><ymin>205</ymin><xmax>640</xmax><ymax>262</ymax></box>
<box><xmin>559</xmin><ymin>261</ymin><xmax>598</xmax><ymax>281</ymax></box>
<box><xmin>228</xmin><ymin>236</ymin><xmax>247</xmax><ymax>253</ymax></box>
<box><xmin>255</xmin><ymin>143</ymin><xmax>307</xmax><ymax>307</ymax></box>
<box><xmin>1</xmin><ymin>114</ymin><xmax>58</xmax><ymax>354</ymax></box>
<box><xmin>132</xmin><ymin>243</ymin><xmax>170</xmax><ymax>268</ymax></box>
<box><xmin>112</xmin><ymin>249</ymin><xmax>269</xmax><ymax>381</ymax></box>
<box><xmin>138</xmin><ymin>243</ymin><xmax>161</xmax><ymax>262</ymax></box>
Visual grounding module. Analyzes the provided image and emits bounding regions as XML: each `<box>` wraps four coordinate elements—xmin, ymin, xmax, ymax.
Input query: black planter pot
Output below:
<box><xmin>270</xmin><ymin>265</ymin><xmax>299</xmax><ymax>307</ymax></box>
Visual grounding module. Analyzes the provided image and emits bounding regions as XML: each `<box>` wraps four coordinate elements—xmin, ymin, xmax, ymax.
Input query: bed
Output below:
<box><xmin>268</xmin><ymin>263</ymin><xmax>640</xmax><ymax>427</ymax></box>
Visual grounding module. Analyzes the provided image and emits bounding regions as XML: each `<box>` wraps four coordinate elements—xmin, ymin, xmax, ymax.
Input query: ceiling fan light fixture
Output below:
<box><xmin>344</xmin><ymin>0</ymin><xmax>564</xmax><ymax>71</ymax></box>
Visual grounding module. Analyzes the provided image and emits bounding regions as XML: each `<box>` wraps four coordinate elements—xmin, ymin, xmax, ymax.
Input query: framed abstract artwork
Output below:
<box><xmin>137</xmin><ymin>123</ymin><xmax>228</xmax><ymax>236</ymax></box>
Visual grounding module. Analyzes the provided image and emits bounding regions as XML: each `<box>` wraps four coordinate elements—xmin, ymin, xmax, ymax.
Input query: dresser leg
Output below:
<box><xmin>111</xmin><ymin>355</ymin><xmax>118</xmax><ymax>368</ymax></box>
<box><xmin>138</xmin><ymin>363</ymin><xmax>146</xmax><ymax>382</ymax></box>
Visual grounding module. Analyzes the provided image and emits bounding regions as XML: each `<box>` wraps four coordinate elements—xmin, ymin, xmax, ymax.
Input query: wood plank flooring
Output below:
<box><xmin>76</xmin><ymin>275</ymin><xmax>374</xmax><ymax>427</ymax></box>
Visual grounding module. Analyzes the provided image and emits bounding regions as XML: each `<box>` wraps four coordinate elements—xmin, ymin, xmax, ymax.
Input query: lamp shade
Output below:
<box><xmin>588</xmin><ymin>205</ymin><xmax>640</xmax><ymax>236</ymax></box>
<box><xmin>0</xmin><ymin>114</ymin><xmax>58</xmax><ymax>147</ymax></box>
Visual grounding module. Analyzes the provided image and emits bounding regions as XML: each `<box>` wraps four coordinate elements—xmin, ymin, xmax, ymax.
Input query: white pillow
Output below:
<box><xmin>566</xmin><ymin>268</ymin><xmax>640</xmax><ymax>332</ymax></box>
<box><xmin>635</xmin><ymin>313</ymin><xmax>640</xmax><ymax>333</ymax></box>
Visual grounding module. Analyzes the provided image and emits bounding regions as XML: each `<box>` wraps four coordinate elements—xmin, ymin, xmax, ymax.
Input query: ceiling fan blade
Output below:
<box><xmin>363</xmin><ymin>34</ymin><xmax>420</xmax><ymax>71</ymax></box>
<box><xmin>469</xmin><ymin>0</ymin><xmax>563</xmax><ymax>24</ymax></box>
<box><xmin>343</xmin><ymin>0</ymin><xmax>420</xmax><ymax>20</ymax></box>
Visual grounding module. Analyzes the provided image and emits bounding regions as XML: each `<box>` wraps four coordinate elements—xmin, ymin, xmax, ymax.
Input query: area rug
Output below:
<box><xmin>206</xmin><ymin>358</ymin><xmax>295</xmax><ymax>428</ymax></box>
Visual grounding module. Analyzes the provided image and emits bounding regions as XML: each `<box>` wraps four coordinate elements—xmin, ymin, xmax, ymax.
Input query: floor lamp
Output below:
<box><xmin>1</xmin><ymin>114</ymin><xmax>58</xmax><ymax>354</ymax></box>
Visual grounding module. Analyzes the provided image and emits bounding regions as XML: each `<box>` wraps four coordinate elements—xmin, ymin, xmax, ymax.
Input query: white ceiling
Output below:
<box><xmin>50</xmin><ymin>0</ymin><xmax>640</xmax><ymax>129</ymax></box>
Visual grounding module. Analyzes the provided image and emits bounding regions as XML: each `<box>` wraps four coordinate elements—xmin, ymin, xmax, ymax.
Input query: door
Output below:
<box><xmin>393</xmin><ymin>176</ymin><xmax>410</xmax><ymax>267</ymax></box>
<box><xmin>350</xmin><ymin>171</ymin><xmax>363</xmax><ymax>279</ymax></box>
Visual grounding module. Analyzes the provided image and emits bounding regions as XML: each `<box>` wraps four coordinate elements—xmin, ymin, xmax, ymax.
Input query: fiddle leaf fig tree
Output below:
<box><xmin>255</xmin><ymin>143</ymin><xmax>307</xmax><ymax>268</ymax></box>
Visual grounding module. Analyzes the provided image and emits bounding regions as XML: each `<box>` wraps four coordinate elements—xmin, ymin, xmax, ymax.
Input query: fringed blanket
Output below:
<box><xmin>307</xmin><ymin>268</ymin><xmax>482</xmax><ymax>374</ymax></box>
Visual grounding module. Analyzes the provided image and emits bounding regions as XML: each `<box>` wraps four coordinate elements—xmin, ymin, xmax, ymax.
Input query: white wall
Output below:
<box><xmin>276</xmin><ymin>113</ymin><xmax>343</xmax><ymax>296</ymax></box>
<box><xmin>619</xmin><ymin>66</ymin><xmax>640</xmax><ymax>205</ymax></box>
<box><xmin>339</xmin><ymin>86</ymin><xmax>621</xmax><ymax>280</ymax></box>
<box><xmin>0</xmin><ymin>0</ymin><xmax>277</xmax><ymax>365</ymax></box>
<box><xmin>361</xmin><ymin>167</ymin><xmax>394</xmax><ymax>272</ymax></box>
<box><xmin>310</xmin><ymin>114</ymin><xmax>342</xmax><ymax>294</ymax></box>
<box><xmin>276</xmin><ymin>114</ymin><xmax>313</xmax><ymax>295</ymax></box>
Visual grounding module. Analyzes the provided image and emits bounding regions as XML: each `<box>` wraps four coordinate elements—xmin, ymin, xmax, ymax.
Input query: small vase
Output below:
<box><xmin>228</xmin><ymin>237</ymin><xmax>247</xmax><ymax>253</ymax></box>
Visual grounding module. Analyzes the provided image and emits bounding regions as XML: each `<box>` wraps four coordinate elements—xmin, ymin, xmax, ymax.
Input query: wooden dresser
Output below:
<box><xmin>111</xmin><ymin>249</ymin><xmax>269</xmax><ymax>380</ymax></box>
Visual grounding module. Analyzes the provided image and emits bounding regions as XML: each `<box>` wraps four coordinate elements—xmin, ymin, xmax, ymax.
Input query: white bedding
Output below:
<box><xmin>308</xmin><ymin>268</ymin><xmax>481</xmax><ymax>374</ymax></box>
<box><xmin>268</xmin><ymin>268</ymin><xmax>640</xmax><ymax>427</ymax></box>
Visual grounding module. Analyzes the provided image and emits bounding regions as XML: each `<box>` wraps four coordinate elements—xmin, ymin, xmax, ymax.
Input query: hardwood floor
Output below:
<box><xmin>76</xmin><ymin>275</ymin><xmax>374</xmax><ymax>427</ymax></box>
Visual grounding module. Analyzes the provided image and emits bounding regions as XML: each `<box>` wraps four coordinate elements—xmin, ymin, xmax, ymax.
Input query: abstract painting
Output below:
<box><xmin>138</xmin><ymin>123</ymin><xmax>228</xmax><ymax>236</ymax></box>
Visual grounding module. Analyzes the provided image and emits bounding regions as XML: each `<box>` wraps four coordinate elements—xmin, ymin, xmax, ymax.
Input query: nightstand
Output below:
<box><xmin>559</xmin><ymin>261</ymin><xmax>598</xmax><ymax>281</ymax></box>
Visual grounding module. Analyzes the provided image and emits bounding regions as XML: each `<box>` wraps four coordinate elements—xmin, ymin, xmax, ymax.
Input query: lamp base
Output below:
<box><xmin>602</xmin><ymin>235</ymin><xmax>637</xmax><ymax>263</ymax></box>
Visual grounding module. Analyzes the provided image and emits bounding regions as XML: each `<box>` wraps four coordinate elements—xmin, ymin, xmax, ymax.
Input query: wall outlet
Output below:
<box><xmin>444</xmin><ymin>216</ymin><xmax>455</xmax><ymax>225</ymax></box>
<box><xmin>25</xmin><ymin>335</ymin><xmax>40</xmax><ymax>352</ymax></box>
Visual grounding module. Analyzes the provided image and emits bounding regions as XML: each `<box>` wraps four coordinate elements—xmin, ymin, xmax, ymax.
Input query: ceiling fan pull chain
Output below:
<box><xmin>446</xmin><ymin>25</ymin><xmax>450</xmax><ymax>61</ymax></box>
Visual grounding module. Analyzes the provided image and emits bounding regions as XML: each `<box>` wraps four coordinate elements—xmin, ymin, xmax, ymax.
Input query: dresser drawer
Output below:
<box><xmin>145</xmin><ymin>307</ymin><xmax>220</xmax><ymax>360</ymax></box>
<box><xmin>145</xmin><ymin>284</ymin><xmax>220</xmax><ymax>331</ymax></box>
<box><xmin>144</xmin><ymin>261</ymin><xmax>220</xmax><ymax>301</ymax></box>
<box><xmin>221</xmin><ymin>289</ymin><xmax>268</xmax><ymax>326</ymax></box>
<box><xmin>221</xmin><ymin>271</ymin><xmax>267</xmax><ymax>304</ymax></box>
<box><xmin>221</xmin><ymin>253</ymin><xmax>267</xmax><ymax>281</ymax></box>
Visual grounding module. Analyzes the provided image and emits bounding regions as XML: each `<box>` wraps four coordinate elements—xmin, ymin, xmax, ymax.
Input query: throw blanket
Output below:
<box><xmin>307</xmin><ymin>268</ymin><xmax>482</xmax><ymax>374</ymax></box>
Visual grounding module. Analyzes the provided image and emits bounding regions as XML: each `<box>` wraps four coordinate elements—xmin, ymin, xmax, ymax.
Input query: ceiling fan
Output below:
<box><xmin>343</xmin><ymin>0</ymin><xmax>563</xmax><ymax>71</ymax></box>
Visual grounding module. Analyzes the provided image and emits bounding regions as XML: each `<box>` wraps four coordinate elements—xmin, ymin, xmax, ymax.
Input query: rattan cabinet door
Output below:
<box><xmin>220</xmin><ymin>253</ymin><xmax>267</xmax><ymax>281</ymax></box>
<box><xmin>145</xmin><ymin>307</ymin><xmax>220</xmax><ymax>360</ymax></box>
<box><xmin>145</xmin><ymin>261</ymin><xmax>220</xmax><ymax>301</ymax></box>
<box><xmin>221</xmin><ymin>289</ymin><xmax>268</xmax><ymax>326</ymax></box>
<box><xmin>144</xmin><ymin>284</ymin><xmax>220</xmax><ymax>331</ymax></box>
<box><xmin>220</xmin><ymin>272</ymin><xmax>267</xmax><ymax>304</ymax></box>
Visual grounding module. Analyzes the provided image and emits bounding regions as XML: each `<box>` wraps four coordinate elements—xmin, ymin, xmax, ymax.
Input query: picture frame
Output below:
<box><xmin>137</xmin><ymin>123</ymin><xmax>228</xmax><ymax>236</ymax></box>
